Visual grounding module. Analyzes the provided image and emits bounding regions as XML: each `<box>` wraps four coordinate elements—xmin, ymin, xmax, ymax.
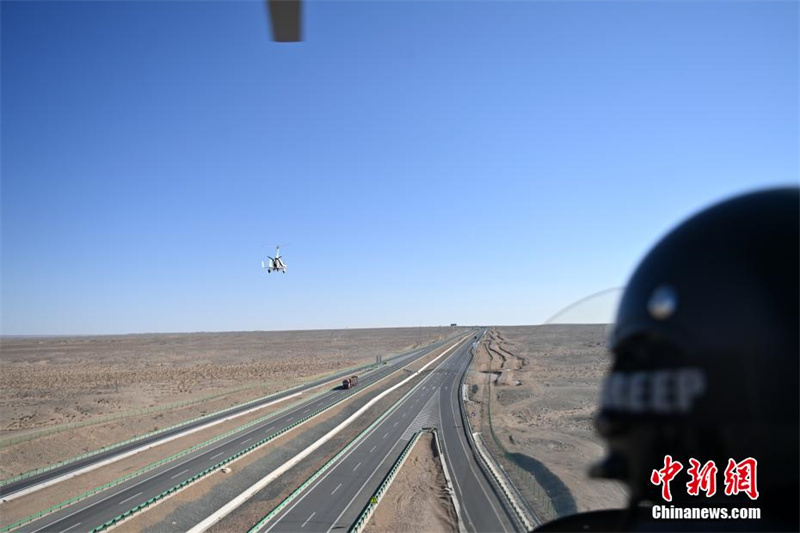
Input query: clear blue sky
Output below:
<box><xmin>2</xmin><ymin>1</ymin><xmax>797</xmax><ymax>335</ymax></box>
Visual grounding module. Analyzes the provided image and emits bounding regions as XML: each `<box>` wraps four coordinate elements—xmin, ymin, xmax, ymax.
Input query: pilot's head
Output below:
<box><xmin>591</xmin><ymin>188</ymin><xmax>799</xmax><ymax>515</ymax></box>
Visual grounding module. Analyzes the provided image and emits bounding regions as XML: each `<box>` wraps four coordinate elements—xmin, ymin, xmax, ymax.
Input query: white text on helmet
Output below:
<box><xmin>601</xmin><ymin>368</ymin><xmax>706</xmax><ymax>414</ymax></box>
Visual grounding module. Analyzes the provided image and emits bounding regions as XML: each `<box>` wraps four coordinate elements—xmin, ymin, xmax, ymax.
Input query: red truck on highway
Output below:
<box><xmin>342</xmin><ymin>375</ymin><xmax>358</xmax><ymax>389</ymax></box>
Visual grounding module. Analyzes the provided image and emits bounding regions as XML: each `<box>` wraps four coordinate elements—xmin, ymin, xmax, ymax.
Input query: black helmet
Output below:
<box><xmin>592</xmin><ymin>188</ymin><xmax>799</xmax><ymax>514</ymax></box>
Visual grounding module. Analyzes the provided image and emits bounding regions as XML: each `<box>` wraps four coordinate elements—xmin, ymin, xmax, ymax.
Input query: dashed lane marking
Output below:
<box><xmin>119</xmin><ymin>491</ymin><xmax>143</xmax><ymax>505</ymax></box>
<box><xmin>170</xmin><ymin>469</ymin><xmax>190</xmax><ymax>480</ymax></box>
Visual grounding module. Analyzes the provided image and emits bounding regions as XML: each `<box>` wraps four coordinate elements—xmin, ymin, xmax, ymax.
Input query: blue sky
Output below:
<box><xmin>2</xmin><ymin>1</ymin><xmax>797</xmax><ymax>335</ymax></box>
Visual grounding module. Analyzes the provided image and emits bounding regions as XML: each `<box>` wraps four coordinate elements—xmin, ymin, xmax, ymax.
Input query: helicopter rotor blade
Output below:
<box><xmin>266</xmin><ymin>0</ymin><xmax>301</xmax><ymax>42</ymax></box>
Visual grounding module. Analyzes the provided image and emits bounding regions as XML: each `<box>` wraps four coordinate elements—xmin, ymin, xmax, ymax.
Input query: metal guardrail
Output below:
<box><xmin>349</xmin><ymin>430</ymin><xmax>423</xmax><ymax>533</ymax></box>
<box><xmin>0</xmin><ymin>360</ymin><xmax>380</xmax><ymax>489</ymax></box>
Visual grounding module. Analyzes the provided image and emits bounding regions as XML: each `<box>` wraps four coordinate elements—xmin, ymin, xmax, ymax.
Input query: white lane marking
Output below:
<box><xmin>264</xmin><ymin>426</ymin><xmax>274</xmax><ymax>432</ymax></box>
<box><xmin>171</xmin><ymin>469</ymin><xmax>190</xmax><ymax>480</ymax></box>
<box><xmin>118</xmin><ymin>491</ymin><xmax>143</xmax><ymax>505</ymax></box>
<box><xmin>211</xmin><ymin>452</ymin><xmax>224</xmax><ymax>460</ymax></box>
<box><xmin>241</xmin><ymin>438</ymin><xmax>252</xmax><ymax>445</ymax></box>
<box><xmin>331</xmin><ymin>483</ymin><xmax>342</xmax><ymax>495</ymax></box>
<box><xmin>301</xmin><ymin>512</ymin><xmax>316</xmax><ymax>528</ymax></box>
<box><xmin>60</xmin><ymin>522</ymin><xmax>82</xmax><ymax>533</ymax></box>
<box><xmin>369</xmin><ymin>445</ymin><xmax>376</xmax><ymax>453</ymax></box>
<box><xmin>383</xmin><ymin>432</ymin><xmax>388</xmax><ymax>439</ymax></box>
<box><xmin>393</xmin><ymin>422</ymin><xmax>398</xmax><ymax>427</ymax></box>
<box><xmin>353</xmin><ymin>462</ymin><xmax>362</xmax><ymax>471</ymax></box>
<box><xmin>287</xmin><ymin>417</ymin><xmax>294</xmax><ymax>421</ymax></box>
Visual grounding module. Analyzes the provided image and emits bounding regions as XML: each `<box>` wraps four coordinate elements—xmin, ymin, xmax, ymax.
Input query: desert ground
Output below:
<box><xmin>465</xmin><ymin>325</ymin><xmax>627</xmax><ymax>522</ymax></box>
<box><xmin>366</xmin><ymin>432</ymin><xmax>457</xmax><ymax>533</ymax></box>
<box><xmin>0</xmin><ymin>327</ymin><xmax>458</xmax><ymax>479</ymax></box>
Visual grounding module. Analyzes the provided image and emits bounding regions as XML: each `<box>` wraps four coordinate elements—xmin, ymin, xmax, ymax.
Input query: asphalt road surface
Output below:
<box><xmin>258</xmin><ymin>330</ymin><xmax>516</xmax><ymax>533</ymax></box>
<box><xmin>12</xmin><ymin>336</ymin><xmax>464</xmax><ymax>533</ymax></box>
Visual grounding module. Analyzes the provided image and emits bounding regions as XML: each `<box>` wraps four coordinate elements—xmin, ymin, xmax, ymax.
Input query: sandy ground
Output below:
<box><xmin>465</xmin><ymin>326</ymin><xmax>627</xmax><ymax>522</ymax></box>
<box><xmin>0</xmin><ymin>328</ymin><xmax>458</xmax><ymax>479</ymax></box>
<box><xmin>366</xmin><ymin>432</ymin><xmax>457</xmax><ymax>533</ymax></box>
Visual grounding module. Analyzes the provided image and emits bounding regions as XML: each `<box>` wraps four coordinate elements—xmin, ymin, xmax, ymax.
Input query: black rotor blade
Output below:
<box><xmin>267</xmin><ymin>0</ymin><xmax>301</xmax><ymax>42</ymax></box>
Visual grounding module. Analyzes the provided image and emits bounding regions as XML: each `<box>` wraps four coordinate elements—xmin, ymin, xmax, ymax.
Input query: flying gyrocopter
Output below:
<box><xmin>262</xmin><ymin>246</ymin><xmax>287</xmax><ymax>274</ymax></box>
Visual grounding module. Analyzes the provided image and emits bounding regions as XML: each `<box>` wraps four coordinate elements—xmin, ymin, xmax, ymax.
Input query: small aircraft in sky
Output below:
<box><xmin>262</xmin><ymin>246</ymin><xmax>287</xmax><ymax>274</ymax></box>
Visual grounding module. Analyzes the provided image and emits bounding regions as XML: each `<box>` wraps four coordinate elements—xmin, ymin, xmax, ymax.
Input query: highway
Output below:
<box><xmin>12</xmin><ymin>336</ymin><xmax>462</xmax><ymax>533</ymax></box>
<box><xmin>256</xmin><ymin>330</ymin><xmax>517</xmax><ymax>533</ymax></box>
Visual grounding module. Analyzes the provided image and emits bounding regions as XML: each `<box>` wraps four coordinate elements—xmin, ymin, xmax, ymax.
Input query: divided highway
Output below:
<box><xmin>256</xmin><ymin>330</ymin><xmax>517</xmax><ymax>533</ymax></box>
<box><xmin>9</xmin><ymin>336</ymin><xmax>464</xmax><ymax>533</ymax></box>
